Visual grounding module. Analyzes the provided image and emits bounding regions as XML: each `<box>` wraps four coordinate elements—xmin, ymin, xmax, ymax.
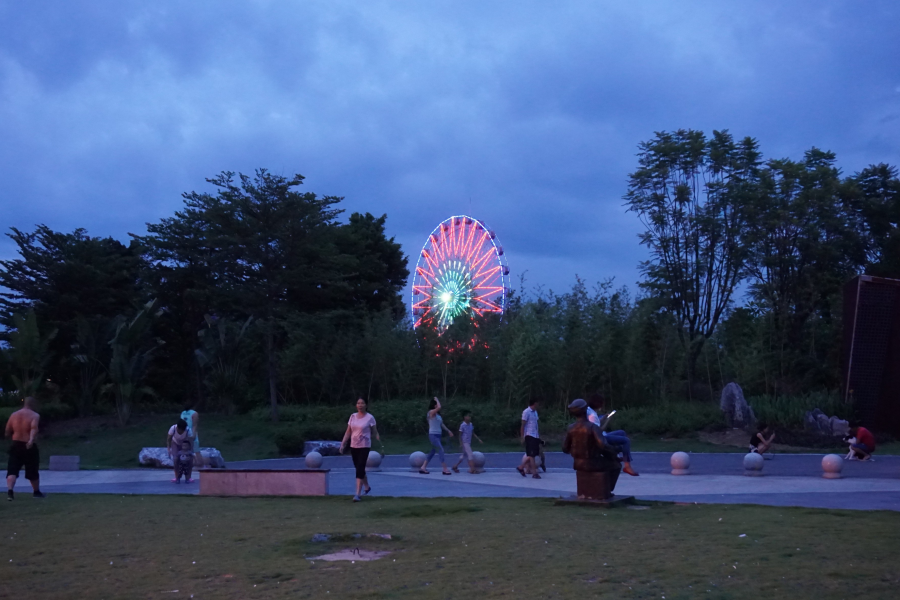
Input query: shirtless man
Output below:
<box><xmin>6</xmin><ymin>396</ymin><xmax>45</xmax><ymax>500</ymax></box>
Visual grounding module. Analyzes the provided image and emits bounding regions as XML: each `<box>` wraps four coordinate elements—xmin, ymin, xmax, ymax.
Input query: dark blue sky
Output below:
<box><xmin>2</xmin><ymin>1</ymin><xmax>898</xmax><ymax>301</ymax></box>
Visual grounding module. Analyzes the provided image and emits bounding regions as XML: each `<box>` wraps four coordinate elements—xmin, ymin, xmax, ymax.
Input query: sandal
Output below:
<box><xmin>442</xmin><ymin>471</ymin><xmax>452</xmax><ymax>476</ymax></box>
<box><xmin>532</xmin><ymin>474</ymin><xmax>542</xmax><ymax>479</ymax></box>
<box><xmin>451</xmin><ymin>466</ymin><xmax>460</xmax><ymax>473</ymax></box>
<box><xmin>516</xmin><ymin>466</ymin><xmax>526</xmax><ymax>477</ymax></box>
<box><xmin>418</xmin><ymin>469</ymin><xmax>430</xmax><ymax>474</ymax></box>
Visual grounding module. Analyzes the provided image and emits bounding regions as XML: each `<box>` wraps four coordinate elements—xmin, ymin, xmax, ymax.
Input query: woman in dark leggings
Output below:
<box><xmin>340</xmin><ymin>398</ymin><xmax>381</xmax><ymax>502</ymax></box>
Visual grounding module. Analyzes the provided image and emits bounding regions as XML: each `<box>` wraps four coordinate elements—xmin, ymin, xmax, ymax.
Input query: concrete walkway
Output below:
<box><xmin>11</xmin><ymin>452</ymin><xmax>900</xmax><ymax>511</ymax></box>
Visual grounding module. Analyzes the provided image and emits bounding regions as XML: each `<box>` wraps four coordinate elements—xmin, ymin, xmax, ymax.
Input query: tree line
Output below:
<box><xmin>1</xmin><ymin>131</ymin><xmax>898</xmax><ymax>424</ymax></box>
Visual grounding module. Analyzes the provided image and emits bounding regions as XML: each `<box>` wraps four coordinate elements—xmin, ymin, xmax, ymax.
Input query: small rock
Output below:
<box><xmin>311</xmin><ymin>534</ymin><xmax>332</xmax><ymax>543</ymax></box>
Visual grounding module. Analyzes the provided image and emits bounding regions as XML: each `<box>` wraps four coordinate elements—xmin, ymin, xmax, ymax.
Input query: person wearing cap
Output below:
<box><xmin>562</xmin><ymin>398</ymin><xmax>622</xmax><ymax>499</ymax></box>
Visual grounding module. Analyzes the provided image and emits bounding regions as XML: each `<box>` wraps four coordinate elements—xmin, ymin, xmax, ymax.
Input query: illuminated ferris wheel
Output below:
<box><xmin>411</xmin><ymin>215</ymin><xmax>510</xmax><ymax>330</ymax></box>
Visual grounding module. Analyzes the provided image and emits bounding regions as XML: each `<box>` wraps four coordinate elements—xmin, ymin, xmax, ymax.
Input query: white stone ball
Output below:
<box><xmin>670</xmin><ymin>451</ymin><xmax>691</xmax><ymax>472</ymax></box>
<box><xmin>822</xmin><ymin>454</ymin><xmax>843</xmax><ymax>479</ymax></box>
<box><xmin>472</xmin><ymin>451</ymin><xmax>486</xmax><ymax>469</ymax></box>
<box><xmin>366</xmin><ymin>451</ymin><xmax>382</xmax><ymax>468</ymax></box>
<box><xmin>409</xmin><ymin>451</ymin><xmax>427</xmax><ymax>468</ymax></box>
<box><xmin>743</xmin><ymin>452</ymin><xmax>764</xmax><ymax>471</ymax></box>
<box><xmin>304</xmin><ymin>451</ymin><xmax>323</xmax><ymax>469</ymax></box>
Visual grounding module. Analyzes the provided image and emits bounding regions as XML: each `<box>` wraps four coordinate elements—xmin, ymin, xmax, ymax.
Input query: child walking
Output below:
<box><xmin>452</xmin><ymin>411</ymin><xmax>483</xmax><ymax>473</ymax></box>
<box><xmin>175</xmin><ymin>440</ymin><xmax>195</xmax><ymax>483</ymax></box>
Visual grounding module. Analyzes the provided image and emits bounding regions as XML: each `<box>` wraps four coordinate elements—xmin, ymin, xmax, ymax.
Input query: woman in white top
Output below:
<box><xmin>340</xmin><ymin>398</ymin><xmax>381</xmax><ymax>502</ymax></box>
<box><xmin>420</xmin><ymin>397</ymin><xmax>454</xmax><ymax>475</ymax></box>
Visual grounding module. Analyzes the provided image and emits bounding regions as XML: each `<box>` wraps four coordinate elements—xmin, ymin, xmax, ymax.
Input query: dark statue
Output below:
<box><xmin>562</xmin><ymin>398</ymin><xmax>621</xmax><ymax>500</ymax></box>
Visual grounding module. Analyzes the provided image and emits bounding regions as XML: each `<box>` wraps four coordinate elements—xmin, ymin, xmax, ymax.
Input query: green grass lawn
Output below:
<box><xmin>1</xmin><ymin>495</ymin><xmax>898</xmax><ymax>599</ymax></box>
<box><xmin>36</xmin><ymin>413</ymin><xmax>900</xmax><ymax>469</ymax></box>
<box><xmin>38</xmin><ymin>414</ymin><xmax>282</xmax><ymax>469</ymax></box>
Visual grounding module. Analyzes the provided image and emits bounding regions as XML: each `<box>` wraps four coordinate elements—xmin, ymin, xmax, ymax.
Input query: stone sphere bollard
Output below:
<box><xmin>822</xmin><ymin>454</ymin><xmax>844</xmax><ymax>479</ymax></box>
<box><xmin>670</xmin><ymin>451</ymin><xmax>691</xmax><ymax>475</ymax></box>
<box><xmin>743</xmin><ymin>452</ymin><xmax>764</xmax><ymax>476</ymax></box>
<box><xmin>304</xmin><ymin>451</ymin><xmax>323</xmax><ymax>469</ymax></box>
<box><xmin>366</xmin><ymin>451</ymin><xmax>383</xmax><ymax>470</ymax></box>
<box><xmin>409</xmin><ymin>451</ymin><xmax>426</xmax><ymax>469</ymax></box>
<box><xmin>472</xmin><ymin>451</ymin><xmax>486</xmax><ymax>470</ymax></box>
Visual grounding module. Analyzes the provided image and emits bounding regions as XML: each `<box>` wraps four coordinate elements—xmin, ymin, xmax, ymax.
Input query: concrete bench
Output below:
<box><xmin>49</xmin><ymin>455</ymin><xmax>80</xmax><ymax>471</ymax></box>
<box><xmin>199</xmin><ymin>469</ymin><xmax>329</xmax><ymax>497</ymax></box>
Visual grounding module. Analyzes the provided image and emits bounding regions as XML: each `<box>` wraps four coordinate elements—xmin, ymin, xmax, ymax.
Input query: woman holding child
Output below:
<box><xmin>340</xmin><ymin>398</ymin><xmax>381</xmax><ymax>502</ymax></box>
<box><xmin>166</xmin><ymin>419</ymin><xmax>196</xmax><ymax>483</ymax></box>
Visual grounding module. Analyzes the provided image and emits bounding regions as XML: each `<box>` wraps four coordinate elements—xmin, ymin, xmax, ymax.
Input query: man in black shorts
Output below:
<box><xmin>6</xmin><ymin>396</ymin><xmax>45</xmax><ymax>500</ymax></box>
<box><xmin>517</xmin><ymin>399</ymin><xmax>542</xmax><ymax>479</ymax></box>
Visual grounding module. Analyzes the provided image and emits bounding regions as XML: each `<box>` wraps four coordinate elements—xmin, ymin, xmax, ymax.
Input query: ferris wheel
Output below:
<box><xmin>410</xmin><ymin>215</ymin><xmax>510</xmax><ymax>330</ymax></box>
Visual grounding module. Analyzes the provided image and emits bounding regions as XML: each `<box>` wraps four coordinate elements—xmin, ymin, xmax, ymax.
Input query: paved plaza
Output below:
<box><xmin>11</xmin><ymin>452</ymin><xmax>900</xmax><ymax>511</ymax></box>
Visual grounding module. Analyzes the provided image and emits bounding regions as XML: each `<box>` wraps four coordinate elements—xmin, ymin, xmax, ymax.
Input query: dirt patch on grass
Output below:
<box><xmin>308</xmin><ymin>549</ymin><xmax>392</xmax><ymax>562</ymax></box>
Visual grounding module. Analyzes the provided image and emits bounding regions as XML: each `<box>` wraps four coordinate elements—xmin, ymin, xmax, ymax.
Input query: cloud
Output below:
<box><xmin>1</xmin><ymin>0</ymin><xmax>899</xmax><ymax>303</ymax></box>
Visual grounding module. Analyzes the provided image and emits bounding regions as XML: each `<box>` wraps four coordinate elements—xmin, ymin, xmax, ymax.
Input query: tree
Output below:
<box><xmin>195</xmin><ymin>315</ymin><xmax>253</xmax><ymax>414</ymax></box>
<box><xmin>852</xmin><ymin>163</ymin><xmax>900</xmax><ymax>278</ymax></box>
<box><xmin>104</xmin><ymin>300</ymin><xmax>163</xmax><ymax>425</ymax></box>
<box><xmin>624</xmin><ymin>129</ymin><xmax>760</xmax><ymax>395</ymax></box>
<box><xmin>0</xmin><ymin>226</ymin><xmax>144</xmax><ymax>403</ymax></box>
<box><xmin>744</xmin><ymin>149</ymin><xmax>867</xmax><ymax>390</ymax></box>
<box><xmin>140</xmin><ymin>170</ymin><xmax>353</xmax><ymax>420</ymax></box>
<box><xmin>332</xmin><ymin>212</ymin><xmax>409</xmax><ymax>318</ymax></box>
<box><xmin>0</xmin><ymin>311</ymin><xmax>57</xmax><ymax>397</ymax></box>
<box><xmin>70</xmin><ymin>316</ymin><xmax>110</xmax><ymax>417</ymax></box>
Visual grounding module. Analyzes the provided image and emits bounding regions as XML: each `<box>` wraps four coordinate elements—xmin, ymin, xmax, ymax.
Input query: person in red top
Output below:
<box><xmin>848</xmin><ymin>426</ymin><xmax>876</xmax><ymax>460</ymax></box>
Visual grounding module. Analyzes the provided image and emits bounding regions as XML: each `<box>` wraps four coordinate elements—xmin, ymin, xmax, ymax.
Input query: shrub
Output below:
<box><xmin>747</xmin><ymin>391</ymin><xmax>851</xmax><ymax>429</ymax></box>
<box><xmin>274</xmin><ymin>422</ymin><xmax>348</xmax><ymax>456</ymax></box>
<box><xmin>616</xmin><ymin>402</ymin><xmax>723</xmax><ymax>437</ymax></box>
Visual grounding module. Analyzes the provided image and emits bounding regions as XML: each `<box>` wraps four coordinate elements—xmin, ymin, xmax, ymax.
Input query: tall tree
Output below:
<box><xmin>624</xmin><ymin>129</ymin><xmax>760</xmax><ymax>395</ymax></box>
<box><xmin>744</xmin><ymin>149</ymin><xmax>867</xmax><ymax>389</ymax></box>
<box><xmin>852</xmin><ymin>163</ymin><xmax>900</xmax><ymax>278</ymax></box>
<box><xmin>0</xmin><ymin>226</ymin><xmax>144</xmax><ymax>400</ymax></box>
<box><xmin>141</xmin><ymin>170</ymin><xmax>359</xmax><ymax>420</ymax></box>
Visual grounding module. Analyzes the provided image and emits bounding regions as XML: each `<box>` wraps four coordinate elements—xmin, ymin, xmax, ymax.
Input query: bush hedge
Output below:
<box><xmin>263</xmin><ymin>398</ymin><xmax>734</xmax><ymax>454</ymax></box>
<box><xmin>747</xmin><ymin>391</ymin><xmax>853</xmax><ymax>429</ymax></box>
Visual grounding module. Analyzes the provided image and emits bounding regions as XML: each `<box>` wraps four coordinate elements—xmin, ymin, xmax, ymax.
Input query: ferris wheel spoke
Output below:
<box><xmin>415</xmin><ymin>268</ymin><xmax>439</xmax><ymax>287</ymax></box>
<box><xmin>422</xmin><ymin>250</ymin><xmax>442</xmax><ymax>274</ymax></box>
<box><xmin>465</xmin><ymin>230</ymin><xmax>491</xmax><ymax>265</ymax></box>
<box><xmin>469</xmin><ymin>252</ymin><xmax>498</xmax><ymax>280</ymax></box>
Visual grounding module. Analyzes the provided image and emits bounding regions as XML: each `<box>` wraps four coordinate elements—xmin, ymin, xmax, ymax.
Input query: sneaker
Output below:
<box><xmin>6</xmin><ymin>490</ymin><xmax>13</xmax><ymax>501</ymax></box>
<box><xmin>186</xmin><ymin>479</ymin><xmax>195</xmax><ymax>484</ymax></box>
<box><xmin>352</xmin><ymin>495</ymin><xmax>361</xmax><ymax>502</ymax></box>
<box><xmin>33</xmin><ymin>491</ymin><xmax>45</xmax><ymax>499</ymax></box>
